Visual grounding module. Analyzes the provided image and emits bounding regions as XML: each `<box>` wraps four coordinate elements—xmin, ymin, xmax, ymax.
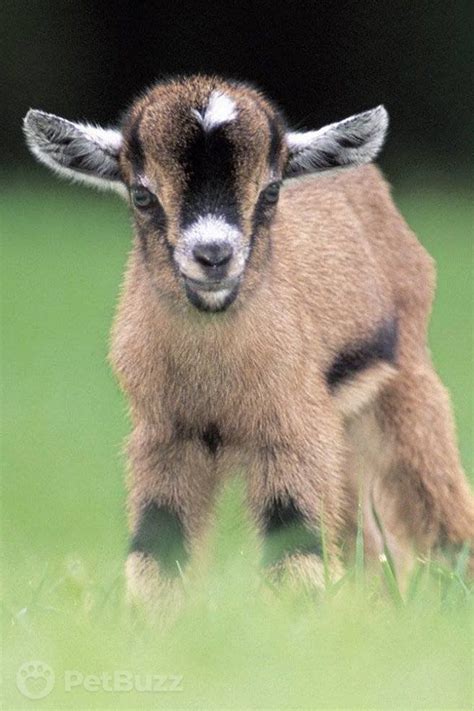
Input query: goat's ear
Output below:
<box><xmin>284</xmin><ymin>105</ymin><xmax>388</xmax><ymax>178</ymax></box>
<box><xmin>23</xmin><ymin>110</ymin><xmax>125</xmax><ymax>194</ymax></box>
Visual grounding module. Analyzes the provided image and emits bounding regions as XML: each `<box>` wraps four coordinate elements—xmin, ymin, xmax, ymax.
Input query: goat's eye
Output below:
<box><xmin>262</xmin><ymin>182</ymin><xmax>281</xmax><ymax>204</ymax></box>
<box><xmin>131</xmin><ymin>186</ymin><xmax>156</xmax><ymax>209</ymax></box>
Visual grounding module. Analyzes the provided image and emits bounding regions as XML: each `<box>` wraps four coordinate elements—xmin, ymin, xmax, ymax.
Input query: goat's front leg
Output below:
<box><xmin>125</xmin><ymin>424</ymin><xmax>218</xmax><ymax>610</ymax></box>
<box><xmin>246</xmin><ymin>405</ymin><xmax>348</xmax><ymax>588</ymax></box>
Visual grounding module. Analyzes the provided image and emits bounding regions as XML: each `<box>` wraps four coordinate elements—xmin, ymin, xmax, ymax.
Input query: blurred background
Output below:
<box><xmin>2</xmin><ymin>3</ymin><xmax>472</xmax><ymax>709</ymax></box>
<box><xmin>2</xmin><ymin>0</ymin><xmax>472</xmax><ymax>179</ymax></box>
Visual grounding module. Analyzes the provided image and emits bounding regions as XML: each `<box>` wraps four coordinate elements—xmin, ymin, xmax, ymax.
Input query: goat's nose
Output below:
<box><xmin>193</xmin><ymin>242</ymin><xmax>233</xmax><ymax>268</ymax></box>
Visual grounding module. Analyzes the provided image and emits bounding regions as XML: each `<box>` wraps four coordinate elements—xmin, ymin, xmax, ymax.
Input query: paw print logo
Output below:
<box><xmin>16</xmin><ymin>661</ymin><xmax>55</xmax><ymax>700</ymax></box>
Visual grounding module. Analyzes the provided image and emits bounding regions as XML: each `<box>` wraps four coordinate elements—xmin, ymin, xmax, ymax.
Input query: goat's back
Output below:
<box><xmin>272</xmin><ymin>165</ymin><xmax>435</xmax><ymax>356</ymax></box>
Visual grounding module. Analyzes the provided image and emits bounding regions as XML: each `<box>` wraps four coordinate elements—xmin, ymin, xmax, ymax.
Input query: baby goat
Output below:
<box><xmin>24</xmin><ymin>75</ymin><xmax>473</xmax><ymax>600</ymax></box>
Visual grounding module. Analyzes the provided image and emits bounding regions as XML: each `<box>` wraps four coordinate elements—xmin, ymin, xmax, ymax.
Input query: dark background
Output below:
<box><xmin>3</xmin><ymin>1</ymin><xmax>471</xmax><ymax>179</ymax></box>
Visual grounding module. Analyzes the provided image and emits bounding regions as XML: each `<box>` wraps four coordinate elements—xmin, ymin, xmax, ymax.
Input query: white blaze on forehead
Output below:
<box><xmin>182</xmin><ymin>214</ymin><xmax>241</xmax><ymax>247</ymax></box>
<box><xmin>192</xmin><ymin>91</ymin><xmax>238</xmax><ymax>131</ymax></box>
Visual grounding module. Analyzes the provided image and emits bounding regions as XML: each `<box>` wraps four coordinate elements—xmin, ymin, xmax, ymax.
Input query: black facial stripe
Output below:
<box><xmin>266</xmin><ymin>115</ymin><xmax>283</xmax><ymax>169</ymax></box>
<box><xmin>326</xmin><ymin>318</ymin><xmax>398</xmax><ymax>389</ymax></box>
<box><xmin>125</xmin><ymin>111</ymin><xmax>145</xmax><ymax>172</ymax></box>
<box><xmin>180</xmin><ymin>124</ymin><xmax>240</xmax><ymax>228</ymax></box>
<box><xmin>252</xmin><ymin>193</ymin><xmax>277</xmax><ymax>232</ymax></box>
<box><xmin>263</xmin><ymin>497</ymin><xmax>323</xmax><ymax>567</ymax></box>
<box><xmin>129</xmin><ymin>502</ymin><xmax>188</xmax><ymax>577</ymax></box>
<box><xmin>257</xmin><ymin>100</ymin><xmax>285</xmax><ymax>170</ymax></box>
<box><xmin>149</xmin><ymin>200</ymin><xmax>168</xmax><ymax>232</ymax></box>
<box><xmin>135</xmin><ymin>206</ymin><xmax>170</xmax><ymax>263</ymax></box>
<box><xmin>201</xmin><ymin>423</ymin><xmax>222</xmax><ymax>455</ymax></box>
<box><xmin>136</xmin><ymin>223</ymin><xmax>149</xmax><ymax>261</ymax></box>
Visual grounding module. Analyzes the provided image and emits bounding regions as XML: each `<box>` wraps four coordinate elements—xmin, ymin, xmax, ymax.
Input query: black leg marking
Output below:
<box><xmin>129</xmin><ymin>503</ymin><xmax>188</xmax><ymax>577</ymax></box>
<box><xmin>326</xmin><ymin>318</ymin><xmax>398</xmax><ymax>389</ymax></box>
<box><xmin>263</xmin><ymin>497</ymin><xmax>322</xmax><ymax>567</ymax></box>
<box><xmin>201</xmin><ymin>423</ymin><xmax>222</xmax><ymax>455</ymax></box>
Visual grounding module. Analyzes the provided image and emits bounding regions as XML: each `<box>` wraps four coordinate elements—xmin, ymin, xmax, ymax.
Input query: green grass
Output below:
<box><xmin>1</xmin><ymin>176</ymin><xmax>473</xmax><ymax>709</ymax></box>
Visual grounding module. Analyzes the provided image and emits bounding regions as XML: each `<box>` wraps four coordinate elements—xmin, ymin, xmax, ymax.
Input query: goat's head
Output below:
<box><xmin>24</xmin><ymin>76</ymin><xmax>388</xmax><ymax>312</ymax></box>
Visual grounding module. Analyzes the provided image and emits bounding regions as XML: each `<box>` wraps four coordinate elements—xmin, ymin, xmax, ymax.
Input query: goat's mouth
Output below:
<box><xmin>183</xmin><ymin>275</ymin><xmax>238</xmax><ymax>292</ymax></box>
<box><xmin>183</xmin><ymin>275</ymin><xmax>240</xmax><ymax>312</ymax></box>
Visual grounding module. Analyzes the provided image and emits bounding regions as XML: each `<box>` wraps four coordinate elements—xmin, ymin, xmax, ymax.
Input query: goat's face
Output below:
<box><xmin>24</xmin><ymin>75</ymin><xmax>388</xmax><ymax>312</ymax></box>
<box><xmin>119</xmin><ymin>78</ymin><xmax>288</xmax><ymax>312</ymax></box>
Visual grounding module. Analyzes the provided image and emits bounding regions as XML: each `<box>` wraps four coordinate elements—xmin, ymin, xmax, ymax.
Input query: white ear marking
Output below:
<box><xmin>285</xmin><ymin>105</ymin><xmax>389</xmax><ymax>177</ymax></box>
<box><xmin>192</xmin><ymin>91</ymin><xmax>238</xmax><ymax>131</ymax></box>
<box><xmin>79</xmin><ymin>124</ymin><xmax>123</xmax><ymax>154</ymax></box>
<box><xmin>23</xmin><ymin>109</ymin><xmax>126</xmax><ymax>197</ymax></box>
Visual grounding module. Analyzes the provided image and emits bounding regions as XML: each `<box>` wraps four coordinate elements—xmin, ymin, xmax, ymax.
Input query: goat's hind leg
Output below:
<box><xmin>376</xmin><ymin>364</ymin><xmax>474</xmax><ymax>565</ymax></box>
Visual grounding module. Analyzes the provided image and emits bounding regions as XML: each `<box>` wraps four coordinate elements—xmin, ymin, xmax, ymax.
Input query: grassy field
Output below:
<box><xmin>1</xmin><ymin>176</ymin><xmax>473</xmax><ymax>709</ymax></box>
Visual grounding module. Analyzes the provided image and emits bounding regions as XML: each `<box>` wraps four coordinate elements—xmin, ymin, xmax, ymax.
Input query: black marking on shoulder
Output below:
<box><xmin>129</xmin><ymin>503</ymin><xmax>188</xmax><ymax>577</ymax></box>
<box><xmin>263</xmin><ymin>496</ymin><xmax>323</xmax><ymax>567</ymax></box>
<box><xmin>201</xmin><ymin>423</ymin><xmax>222</xmax><ymax>455</ymax></box>
<box><xmin>326</xmin><ymin>318</ymin><xmax>398</xmax><ymax>389</ymax></box>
